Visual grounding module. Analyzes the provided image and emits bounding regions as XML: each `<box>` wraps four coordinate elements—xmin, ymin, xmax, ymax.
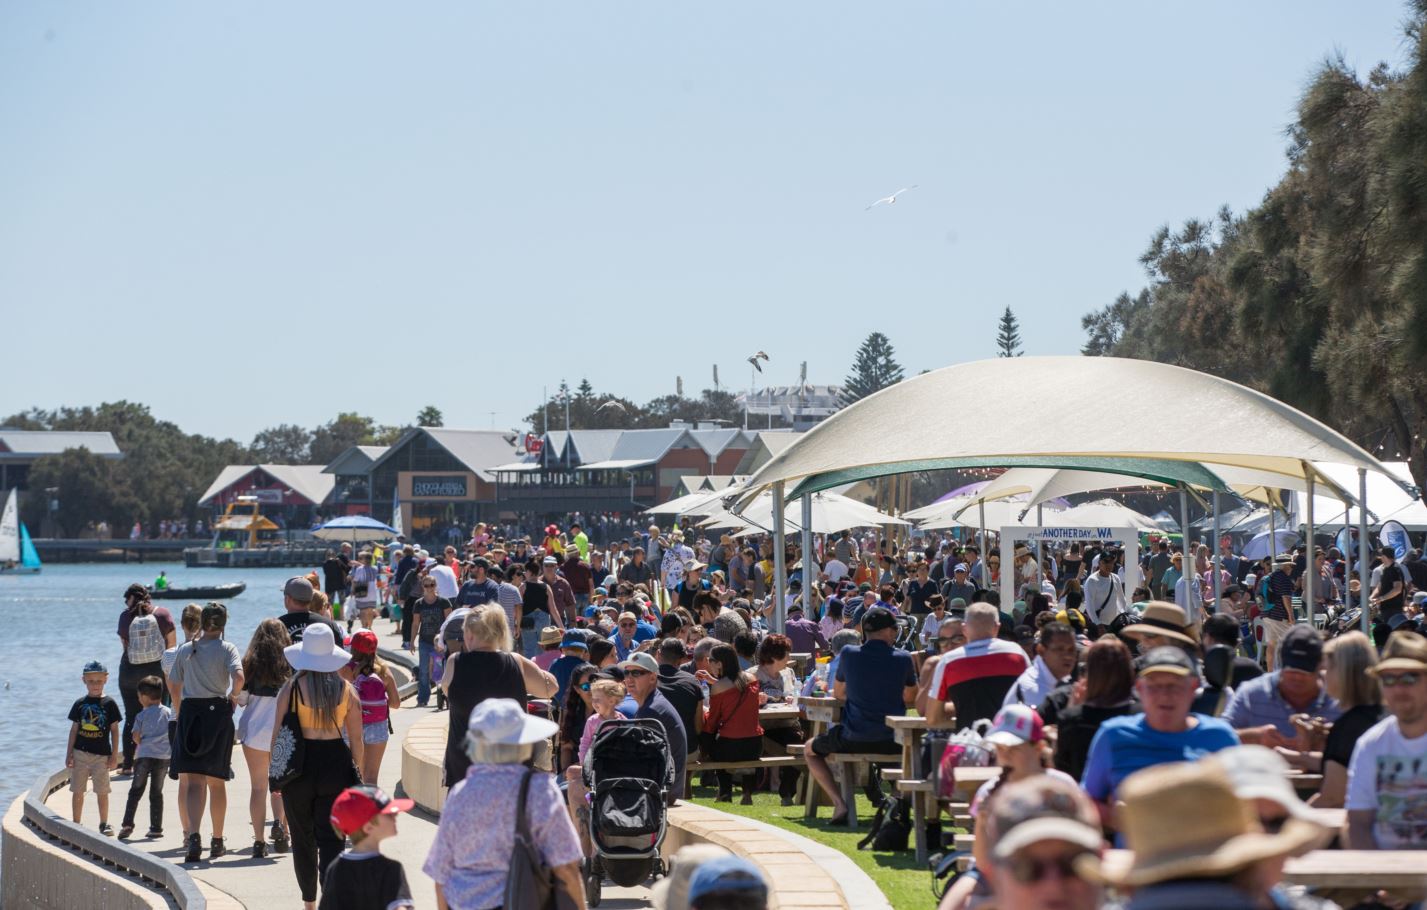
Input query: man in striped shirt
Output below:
<box><xmin>1263</xmin><ymin>555</ymin><xmax>1297</xmax><ymax>672</ymax></box>
<box><xmin>927</xmin><ymin>602</ymin><xmax>1029</xmax><ymax>731</ymax></box>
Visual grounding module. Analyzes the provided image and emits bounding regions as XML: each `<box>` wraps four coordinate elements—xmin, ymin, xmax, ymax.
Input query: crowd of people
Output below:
<box><xmin>65</xmin><ymin>513</ymin><xmax>1427</xmax><ymax>909</ymax></box>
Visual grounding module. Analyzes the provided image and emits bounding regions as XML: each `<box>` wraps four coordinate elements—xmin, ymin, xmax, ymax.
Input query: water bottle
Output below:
<box><xmin>812</xmin><ymin>661</ymin><xmax>829</xmax><ymax>696</ymax></box>
<box><xmin>700</xmin><ymin>677</ymin><xmax>710</xmax><ymax>708</ymax></box>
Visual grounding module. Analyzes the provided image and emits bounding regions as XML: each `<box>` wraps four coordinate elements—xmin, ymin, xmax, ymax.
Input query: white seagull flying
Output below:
<box><xmin>865</xmin><ymin>185</ymin><xmax>918</xmax><ymax>210</ymax></box>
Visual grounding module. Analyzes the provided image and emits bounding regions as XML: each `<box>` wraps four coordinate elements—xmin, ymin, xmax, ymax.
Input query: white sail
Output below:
<box><xmin>0</xmin><ymin>489</ymin><xmax>19</xmax><ymax>564</ymax></box>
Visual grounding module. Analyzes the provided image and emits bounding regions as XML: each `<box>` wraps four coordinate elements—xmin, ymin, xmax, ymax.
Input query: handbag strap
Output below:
<box><xmin>515</xmin><ymin>767</ymin><xmax>535</xmax><ymax>843</ymax></box>
<box><xmin>713</xmin><ymin>682</ymin><xmax>751</xmax><ymax>737</ymax></box>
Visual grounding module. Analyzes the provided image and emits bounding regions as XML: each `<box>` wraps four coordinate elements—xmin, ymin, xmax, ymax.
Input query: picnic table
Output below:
<box><xmin>1101</xmin><ymin>849</ymin><xmax>1425</xmax><ymax>903</ymax></box>
<box><xmin>759</xmin><ymin>702</ymin><xmax>802</xmax><ymax>726</ymax></box>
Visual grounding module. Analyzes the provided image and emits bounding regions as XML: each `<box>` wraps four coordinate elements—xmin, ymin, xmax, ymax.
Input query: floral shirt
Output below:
<box><xmin>422</xmin><ymin>764</ymin><xmax>582</xmax><ymax>910</ymax></box>
<box><xmin>661</xmin><ymin>543</ymin><xmax>693</xmax><ymax>591</ymax></box>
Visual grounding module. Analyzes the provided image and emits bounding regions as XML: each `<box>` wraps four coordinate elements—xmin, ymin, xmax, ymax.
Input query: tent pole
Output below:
<box><xmin>800</xmin><ymin>493</ymin><xmax>814</xmax><ymax>624</ymax></box>
<box><xmin>978</xmin><ymin>499</ymin><xmax>987</xmax><ymax>591</ymax></box>
<box><xmin>1035</xmin><ymin>504</ymin><xmax>1044</xmax><ymax>594</ymax></box>
<box><xmin>773</xmin><ymin>481</ymin><xmax>788</xmax><ymax>634</ymax></box>
<box><xmin>1304</xmin><ymin>467</ymin><xmax>1315</xmax><ymax>625</ymax></box>
<box><xmin>1359</xmin><ymin>468</ymin><xmax>1371</xmax><ymax>636</ymax></box>
<box><xmin>1212</xmin><ymin>491</ymin><xmax>1222</xmax><ymax>611</ymax></box>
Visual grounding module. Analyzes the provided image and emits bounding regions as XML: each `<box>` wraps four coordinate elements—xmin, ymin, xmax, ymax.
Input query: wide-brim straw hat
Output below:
<box><xmin>1120</xmin><ymin>601</ymin><xmax>1198</xmax><ymax>647</ymax></box>
<box><xmin>1094</xmin><ymin>758</ymin><xmax>1328</xmax><ymax>888</ymax></box>
<box><xmin>283</xmin><ymin>622</ymin><xmax>352</xmax><ymax>673</ymax></box>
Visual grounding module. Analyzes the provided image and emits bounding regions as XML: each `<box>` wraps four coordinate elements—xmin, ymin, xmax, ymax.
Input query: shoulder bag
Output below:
<box><xmin>505</xmin><ymin>769</ymin><xmax>579</xmax><ymax>910</ymax></box>
<box><xmin>268</xmin><ymin>681</ymin><xmax>306</xmax><ymax>791</ymax></box>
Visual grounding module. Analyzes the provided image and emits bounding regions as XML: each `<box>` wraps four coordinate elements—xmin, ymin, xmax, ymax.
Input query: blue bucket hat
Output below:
<box><xmin>687</xmin><ymin>855</ymin><xmax>767</xmax><ymax>904</ymax></box>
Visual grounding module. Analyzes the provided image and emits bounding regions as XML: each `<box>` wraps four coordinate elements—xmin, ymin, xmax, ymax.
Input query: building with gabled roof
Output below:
<box><xmin>197</xmin><ymin>464</ymin><xmax>337</xmax><ymax>529</ymax></box>
<box><xmin>366</xmin><ymin>427</ymin><xmax>520</xmax><ymax>543</ymax></box>
<box><xmin>0</xmin><ymin>429</ymin><xmax>122</xmax><ymax>491</ymax></box>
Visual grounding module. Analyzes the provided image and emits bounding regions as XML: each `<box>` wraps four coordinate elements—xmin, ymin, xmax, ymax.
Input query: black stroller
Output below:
<box><xmin>580</xmin><ymin>718</ymin><xmax>673</xmax><ymax>906</ymax></box>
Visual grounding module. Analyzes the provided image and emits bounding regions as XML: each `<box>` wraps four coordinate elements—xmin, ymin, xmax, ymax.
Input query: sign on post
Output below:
<box><xmin>999</xmin><ymin>525</ymin><xmax>1141</xmax><ymax>610</ymax></box>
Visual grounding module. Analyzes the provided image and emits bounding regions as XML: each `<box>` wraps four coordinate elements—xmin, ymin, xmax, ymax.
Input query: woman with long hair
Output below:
<box><xmin>1309</xmin><ymin>631</ymin><xmax>1381</xmax><ymax>808</ymax></box>
<box><xmin>556</xmin><ymin>662</ymin><xmax>598</xmax><ymax>775</ymax></box>
<box><xmin>754</xmin><ymin>634</ymin><xmax>803</xmax><ymax>803</ymax></box>
<box><xmin>439</xmin><ymin>606</ymin><xmax>557</xmax><ymax>786</ymax></box>
<box><xmin>1052</xmin><ymin>637</ymin><xmax>1137</xmax><ymax>780</ymax></box>
<box><xmin>270</xmin><ymin>624</ymin><xmax>363</xmax><ymax>910</ymax></box>
<box><xmin>237</xmin><ymin>618</ymin><xmax>291</xmax><ymax>857</ymax></box>
<box><xmin>340</xmin><ymin>630</ymin><xmax>401</xmax><ymax>784</ymax></box>
<box><xmin>698</xmin><ymin>644</ymin><xmax>764</xmax><ymax>803</ymax></box>
<box><xmin>116</xmin><ymin>583</ymin><xmax>177</xmax><ymax>773</ymax></box>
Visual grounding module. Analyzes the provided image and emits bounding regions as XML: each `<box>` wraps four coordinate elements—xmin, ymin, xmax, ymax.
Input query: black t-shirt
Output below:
<box><xmin>414</xmin><ymin>596</ymin><xmax>453</xmax><ymax>644</ymax></box>
<box><xmin>656</xmin><ymin>665</ymin><xmax>703</xmax><ymax>755</ymax></box>
<box><xmin>1052</xmin><ymin>701</ymin><xmax>1138</xmax><ymax>781</ymax></box>
<box><xmin>69</xmin><ymin>695</ymin><xmax>122</xmax><ymax>755</ymax></box>
<box><xmin>318</xmin><ymin>852</ymin><xmax>412</xmax><ymax>910</ymax></box>
<box><xmin>1380</xmin><ymin>564</ymin><xmax>1406</xmax><ymax>614</ymax></box>
<box><xmin>906</xmin><ymin>579</ymin><xmax>937</xmax><ymax>615</ymax></box>
<box><xmin>322</xmin><ymin>556</ymin><xmax>349</xmax><ymax>594</ymax></box>
<box><xmin>280</xmin><ymin>611</ymin><xmax>343</xmax><ymax>644</ymax></box>
<box><xmin>1323</xmin><ymin>703</ymin><xmax>1385</xmax><ymax>770</ymax></box>
<box><xmin>1406</xmin><ymin>559</ymin><xmax>1427</xmax><ymax>592</ymax></box>
<box><xmin>1230</xmin><ymin>655</ymin><xmax>1264</xmax><ymax>690</ymax></box>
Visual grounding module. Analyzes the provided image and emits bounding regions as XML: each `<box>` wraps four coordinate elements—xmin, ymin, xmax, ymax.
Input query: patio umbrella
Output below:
<box><xmin>1241</xmin><ymin>528</ymin><xmax>1298</xmax><ymax>560</ymax></box>
<box><xmin>311</xmin><ymin>515</ymin><xmax>401</xmax><ymax>545</ymax></box>
<box><xmin>724</xmin><ymin>490</ymin><xmax>906</xmax><ymax>534</ymax></box>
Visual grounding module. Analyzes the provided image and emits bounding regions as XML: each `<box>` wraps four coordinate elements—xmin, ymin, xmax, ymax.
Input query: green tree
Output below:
<box><xmin>839</xmin><ymin>332</ymin><xmax>905</xmax><ymax>407</ymax></box>
<box><xmin>996</xmin><ymin>307</ymin><xmax>1023</xmax><ymax>357</ymax></box>
<box><xmin>22</xmin><ymin>449</ymin><xmax>140</xmax><ymax>536</ymax></box>
<box><xmin>309</xmin><ymin>412</ymin><xmax>380</xmax><ymax>464</ymax></box>
<box><xmin>416</xmin><ymin>405</ymin><xmax>444</xmax><ymax>428</ymax></box>
<box><xmin>250</xmin><ymin>424</ymin><xmax>313</xmax><ymax>463</ymax></box>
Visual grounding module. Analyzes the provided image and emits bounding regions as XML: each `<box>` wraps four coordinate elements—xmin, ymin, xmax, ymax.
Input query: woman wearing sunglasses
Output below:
<box><xmin>556</xmin><ymin>663</ymin><xmax>598</xmax><ymax>775</ymax></box>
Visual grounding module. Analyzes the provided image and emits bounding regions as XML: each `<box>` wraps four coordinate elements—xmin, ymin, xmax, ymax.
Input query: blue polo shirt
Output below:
<box><xmin>834</xmin><ymin>640</ymin><xmax>916</xmax><ymax>742</ymax></box>
<box><xmin>1081</xmin><ymin>713</ymin><xmax>1239</xmax><ymax>803</ymax></box>
<box><xmin>1222</xmin><ymin>671</ymin><xmax>1341</xmax><ymax>738</ymax></box>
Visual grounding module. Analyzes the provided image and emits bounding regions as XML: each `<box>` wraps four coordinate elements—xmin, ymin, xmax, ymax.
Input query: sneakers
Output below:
<box><xmin>209</xmin><ymin>837</ymin><xmax>226</xmax><ymax>859</ymax></box>
<box><xmin>118</xmin><ymin>824</ymin><xmax>134</xmax><ymax>839</ymax></box>
<box><xmin>98</xmin><ymin>822</ymin><xmax>114</xmax><ymax>837</ymax></box>
<box><xmin>184</xmin><ymin>833</ymin><xmax>202</xmax><ymax>863</ymax></box>
<box><xmin>270</xmin><ymin>823</ymin><xmax>288</xmax><ymax>853</ymax></box>
<box><xmin>252</xmin><ymin>839</ymin><xmax>267</xmax><ymax>858</ymax></box>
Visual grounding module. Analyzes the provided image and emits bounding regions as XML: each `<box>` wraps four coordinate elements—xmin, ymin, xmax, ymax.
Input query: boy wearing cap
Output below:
<box><xmin>320</xmin><ymin>785</ymin><xmax>414</xmax><ymax>910</ymax></box>
<box><xmin>67</xmin><ymin>660</ymin><xmax>123</xmax><ymax>834</ymax></box>
<box><xmin>550</xmin><ymin>633</ymin><xmax>591</xmax><ymax>704</ymax></box>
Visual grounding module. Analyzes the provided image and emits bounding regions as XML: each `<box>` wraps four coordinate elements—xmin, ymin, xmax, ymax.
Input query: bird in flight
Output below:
<box><xmin>748</xmin><ymin>351</ymin><xmax>769</xmax><ymax>373</ymax></box>
<box><xmin>596</xmin><ymin>400</ymin><xmax>627</xmax><ymax>413</ymax></box>
<box><xmin>866</xmin><ymin>186</ymin><xmax>918</xmax><ymax>210</ymax></box>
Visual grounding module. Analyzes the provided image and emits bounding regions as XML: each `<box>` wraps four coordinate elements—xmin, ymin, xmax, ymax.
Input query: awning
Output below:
<box><xmin>577</xmin><ymin>459</ymin><xmax>657</xmax><ymax>471</ymax></box>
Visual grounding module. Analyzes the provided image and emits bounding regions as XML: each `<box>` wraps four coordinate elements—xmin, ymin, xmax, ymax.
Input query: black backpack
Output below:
<box><xmin>857</xmin><ymin>794</ymin><xmax>911</xmax><ymax>852</ymax></box>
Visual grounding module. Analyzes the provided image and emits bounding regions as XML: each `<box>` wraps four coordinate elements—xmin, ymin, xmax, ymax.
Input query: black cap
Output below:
<box><xmin>861</xmin><ymin>606</ymin><xmax>897</xmax><ymax>633</ymax></box>
<box><xmin>1279</xmin><ymin>625</ymin><xmax>1324</xmax><ymax>673</ymax></box>
<box><xmin>1138</xmin><ymin>646</ymin><xmax>1195</xmax><ymax>677</ymax></box>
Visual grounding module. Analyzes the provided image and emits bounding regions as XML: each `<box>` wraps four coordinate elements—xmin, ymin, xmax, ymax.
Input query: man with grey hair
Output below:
<box><xmin>927</xmin><ymin>601</ymin><xmax>1028</xmax><ymax>730</ymax></box>
<box><xmin>682</xmin><ymin>636</ymin><xmax>721</xmax><ymax>678</ymax></box>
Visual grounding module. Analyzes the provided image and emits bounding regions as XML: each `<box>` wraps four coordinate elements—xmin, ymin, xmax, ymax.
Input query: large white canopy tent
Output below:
<box><xmin>734</xmin><ymin>356</ymin><xmax>1403</xmax><ymax>633</ymax></box>
<box><xmin>700</xmin><ymin>489</ymin><xmax>905</xmax><ymax>535</ymax></box>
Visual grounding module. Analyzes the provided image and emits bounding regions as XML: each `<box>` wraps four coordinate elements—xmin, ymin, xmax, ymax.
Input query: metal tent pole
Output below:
<box><xmin>1359</xmin><ymin>468</ymin><xmax>1371</xmax><ymax>635</ymax></box>
<box><xmin>1212</xmin><ymin>490</ymin><xmax>1222</xmax><ymax>611</ymax></box>
<box><xmin>800</xmin><ymin>493</ymin><xmax>814</xmax><ymax>625</ymax></box>
<box><xmin>978</xmin><ymin>499</ymin><xmax>987</xmax><ymax>592</ymax></box>
<box><xmin>773</xmin><ymin>481</ymin><xmax>788</xmax><ymax>634</ymax></box>
<box><xmin>1304</xmin><ymin>468</ymin><xmax>1315</xmax><ymax>624</ymax></box>
<box><xmin>1036</xmin><ymin>504</ymin><xmax>1044</xmax><ymax>593</ymax></box>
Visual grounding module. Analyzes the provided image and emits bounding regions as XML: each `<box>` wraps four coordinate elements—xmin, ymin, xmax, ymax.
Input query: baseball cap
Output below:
<box><xmin>954</xmin><ymin>563</ymin><xmax>969</xmax><ymax>574</ymax></box>
<box><xmin>560</xmin><ymin>633</ymin><xmax>590</xmax><ymax>651</ymax></box>
<box><xmin>1138</xmin><ymin>646</ymin><xmax>1196</xmax><ymax>677</ymax></box>
<box><xmin>860</xmin><ymin>606</ymin><xmax>897</xmax><ymax>633</ymax></box>
<box><xmin>329</xmin><ymin>785</ymin><xmax>412</xmax><ymax>837</ymax></box>
<box><xmin>543</xmin><ymin>555</ymin><xmax>559</xmax><ymax>565</ymax></box>
<box><xmin>1278</xmin><ymin>625</ymin><xmax>1323</xmax><ymax>674</ymax></box>
<box><xmin>858</xmin><ymin>582</ymin><xmax>873</xmax><ymax>593</ymax></box>
<box><xmin>686</xmin><ymin>855</ymin><xmax>768</xmax><ymax>905</ymax></box>
<box><xmin>283</xmin><ymin>576</ymin><xmax>315</xmax><ymax>603</ymax></box>
<box><xmin>82</xmin><ymin>659</ymin><xmax>108</xmax><ymax>675</ymax></box>
<box><xmin>350</xmin><ymin>630</ymin><xmax>378</xmax><ymax>656</ymax></box>
<box><xmin>948</xmin><ymin>597</ymin><xmax>967</xmax><ymax>610</ymax></box>
<box><xmin>985</xmin><ymin>704</ymin><xmax>1045</xmax><ymax>746</ymax></box>
<box><xmin>618</xmin><ymin>652</ymin><xmax>659</xmax><ymax>675</ymax></box>
<box><xmin>987</xmin><ymin>776</ymin><xmax>1104</xmax><ymax>861</ymax></box>
<box><xmin>1213</xmin><ymin>745</ymin><xmax>1323</xmax><ymax>824</ymax></box>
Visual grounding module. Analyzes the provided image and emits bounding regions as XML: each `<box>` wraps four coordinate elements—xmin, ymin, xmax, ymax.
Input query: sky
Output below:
<box><xmin>0</xmin><ymin>2</ymin><xmax>1414</xmax><ymax>444</ymax></box>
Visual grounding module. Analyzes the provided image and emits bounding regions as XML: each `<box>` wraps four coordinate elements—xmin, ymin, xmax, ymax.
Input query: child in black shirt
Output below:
<box><xmin>67</xmin><ymin>659</ymin><xmax>123</xmax><ymax>835</ymax></box>
<box><xmin>320</xmin><ymin>785</ymin><xmax>414</xmax><ymax>910</ymax></box>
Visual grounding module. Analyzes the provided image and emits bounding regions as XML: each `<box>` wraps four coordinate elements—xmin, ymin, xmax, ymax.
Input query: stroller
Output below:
<box><xmin>580</xmin><ymin>718</ymin><xmax>673</xmax><ymax>906</ymax></box>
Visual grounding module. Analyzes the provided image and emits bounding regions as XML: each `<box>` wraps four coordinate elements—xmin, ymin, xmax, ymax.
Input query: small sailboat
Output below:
<box><xmin>0</xmin><ymin>489</ymin><xmax>42</xmax><ymax>573</ymax></box>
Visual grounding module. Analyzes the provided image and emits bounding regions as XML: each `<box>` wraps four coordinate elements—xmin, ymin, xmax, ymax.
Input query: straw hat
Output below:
<box><xmin>1120</xmin><ymin>601</ymin><xmax>1198</xmax><ymax>647</ymax></box>
<box><xmin>1370</xmin><ymin>628</ymin><xmax>1427</xmax><ymax>675</ymax></box>
<box><xmin>283</xmin><ymin>622</ymin><xmax>352</xmax><ymax>673</ymax></box>
<box><xmin>1096</xmin><ymin>759</ymin><xmax>1326</xmax><ymax>888</ymax></box>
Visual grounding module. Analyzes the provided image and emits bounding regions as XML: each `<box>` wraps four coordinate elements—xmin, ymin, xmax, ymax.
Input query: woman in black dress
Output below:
<box><xmin>439</xmin><ymin>605</ymin><xmax>557</xmax><ymax>786</ymax></box>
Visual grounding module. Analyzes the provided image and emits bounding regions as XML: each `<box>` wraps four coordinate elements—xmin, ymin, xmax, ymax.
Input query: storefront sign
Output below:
<box><xmin>412</xmin><ymin>475</ymin><xmax>467</xmax><ymax>498</ymax></box>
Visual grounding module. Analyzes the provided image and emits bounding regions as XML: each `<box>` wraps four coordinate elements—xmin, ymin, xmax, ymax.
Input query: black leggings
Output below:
<box><xmin>283</xmin><ymin>739</ymin><xmax>357</xmax><ymax>902</ymax></box>
<box><xmin>700</xmin><ymin>733</ymin><xmax>762</xmax><ymax>796</ymax></box>
<box><xmin>117</xmin><ymin>658</ymin><xmax>164</xmax><ymax>768</ymax></box>
<box><xmin>401</xmin><ymin>596</ymin><xmax>417</xmax><ymax>644</ymax></box>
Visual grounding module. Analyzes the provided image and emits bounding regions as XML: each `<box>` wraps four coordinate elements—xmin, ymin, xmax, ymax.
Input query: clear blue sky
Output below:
<box><xmin>0</xmin><ymin>2</ymin><xmax>1412</xmax><ymax>443</ymax></box>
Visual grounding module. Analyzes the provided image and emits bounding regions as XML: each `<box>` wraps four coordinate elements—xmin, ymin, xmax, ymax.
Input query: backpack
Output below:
<box><xmin>355</xmin><ymin>672</ymin><xmax>389</xmax><ymax>725</ymax></box>
<box><xmin>923</xmin><ymin>720</ymin><xmax>994</xmax><ymax>802</ymax></box>
<box><xmin>857</xmin><ymin>793</ymin><xmax>912</xmax><ymax>852</ymax></box>
<box><xmin>127</xmin><ymin>610</ymin><xmax>165</xmax><ymax>664</ymax></box>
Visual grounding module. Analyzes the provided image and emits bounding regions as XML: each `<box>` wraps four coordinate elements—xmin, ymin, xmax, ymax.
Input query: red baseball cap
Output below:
<box><xmin>350</xmin><ymin>630</ymin><xmax>378</xmax><ymax>656</ymax></box>
<box><xmin>329</xmin><ymin>785</ymin><xmax>412</xmax><ymax>836</ymax></box>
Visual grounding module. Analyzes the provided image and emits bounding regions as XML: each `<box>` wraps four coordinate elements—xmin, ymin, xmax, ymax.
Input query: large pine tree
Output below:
<box><xmin>996</xmin><ymin>307</ymin><xmax>1023</xmax><ymax>357</ymax></box>
<box><xmin>840</xmin><ymin>332</ymin><xmax>905</xmax><ymax>406</ymax></box>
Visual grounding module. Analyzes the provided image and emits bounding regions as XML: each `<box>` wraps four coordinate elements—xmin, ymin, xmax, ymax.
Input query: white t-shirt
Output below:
<box><xmin>824</xmin><ymin>558</ymin><xmax>849</xmax><ymax>585</ymax></box>
<box><xmin>1345</xmin><ymin>715</ymin><xmax>1427</xmax><ymax>848</ymax></box>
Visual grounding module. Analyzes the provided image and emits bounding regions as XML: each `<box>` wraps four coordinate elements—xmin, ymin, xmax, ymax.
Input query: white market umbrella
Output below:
<box><xmin>731</xmin><ymin>490</ymin><xmax>906</xmax><ymax>534</ymax></box>
<box><xmin>918</xmin><ymin>498</ymin><xmax>1063</xmax><ymax>531</ymax></box>
<box><xmin>311</xmin><ymin>515</ymin><xmax>400</xmax><ymax>544</ymax></box>
<box><xmin>644</xmin><ymin>489</ymin><xmax>726</xmax><ymax>517</ymax></box>
<box><xmin>1047</xmin><ymin>499</ymin><xmax>1162</xmax><ymax>532</ymax></box>
<box><xmin>1242</xmin><ymin>528</ymin><xmax>1299</xmax><ymax>560</ymax></box>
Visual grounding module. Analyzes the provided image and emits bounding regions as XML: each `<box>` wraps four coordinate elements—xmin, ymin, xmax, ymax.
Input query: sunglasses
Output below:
<box><xmin>1004</xmin><ymin>850</ymin><xmax>1092</xmax><ymax>885</ymax></box>
<box><xmin>624</xmin><ymin>669</ymin><xmax>651</xmax><ymax>678</ymax></box>
<box><xmin>1380</xmin><ymin>672</ymin><xmax>1422</xmax><ymax>687</ymax></box>
<box><xmin>578</xmin><ymin>682</ymin><xmax>592</xmax><ymax>692</ymax></box>
<box><xmin>619</xmin><ymin>622</ymin><xmax>636</xmax><ymax>628</ymax></box>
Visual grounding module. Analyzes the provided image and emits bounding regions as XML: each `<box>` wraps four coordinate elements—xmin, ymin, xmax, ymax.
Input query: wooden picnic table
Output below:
<box><xmin>1101</xmin><ymin>849</ymin><xmax>1426</xmax><ymax>902</ymax></box>
<box><xmin>758</xmin><ymin>702</ymin><xmax>802</xmax><ymax>727</ymax></box>
<box><xmin>794</xmin><ymin>696</ymin><xmax>842</xmax><ymax>818</ymax></box>
<box><xmin>884</xmin><ymin>713</ymin><xmax>957</xmax><ymax>780</ymax></box>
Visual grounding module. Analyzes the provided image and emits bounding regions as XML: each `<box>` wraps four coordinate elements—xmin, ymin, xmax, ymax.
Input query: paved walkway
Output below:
<box><xmin>51</xmin><ymin>618</ymin><xmax>653</xmax><ymax>909</ymax></box>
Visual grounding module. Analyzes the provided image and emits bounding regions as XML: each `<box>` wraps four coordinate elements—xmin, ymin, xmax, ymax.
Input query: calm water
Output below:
<box><xmin>0</xmin><ymin>562</ymin><xmax>305</xmax><ymax>814</ymax></box>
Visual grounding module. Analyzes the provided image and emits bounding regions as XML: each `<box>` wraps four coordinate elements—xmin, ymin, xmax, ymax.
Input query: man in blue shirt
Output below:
<box><xmin>619</xmin><ymin>652</ymin><xmax>687</xmax><ymax>806</ymax></box>
<box><xmin>1081</xmin><ymin>647</ymin><xmax>1239</xmax><ymax>825</ymax></box>
<box><xmin>455</xmin><ymin>557</ymin><xmax>500</xmax><ymax>608</ymax></box>
<box><xmin>805</xmin><ymin>607</ymin><xmax>917</xmax><ymax>826</ymax></box>
<box><xmin>1222</xmin><ymin>625</ymin><xmax>1340</xmax><ymax>747</ymax></box>
<box><xmin>608</xmin><ymin>611</ymin><xmax>642</xmax><ymax>662</ymax></box>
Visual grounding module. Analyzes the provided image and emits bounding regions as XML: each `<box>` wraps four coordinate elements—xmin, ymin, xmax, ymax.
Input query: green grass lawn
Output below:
<box><xmin>686</xmin><ymin>782</ymin><xmax>943</xmax><ymax>907</ymax></box>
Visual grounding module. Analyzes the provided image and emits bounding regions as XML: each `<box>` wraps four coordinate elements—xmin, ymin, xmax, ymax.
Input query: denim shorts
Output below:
<box><xmin>362</xmin><ymin>721</ymin><xmax>390</xmax><ymax>746</ymax></box>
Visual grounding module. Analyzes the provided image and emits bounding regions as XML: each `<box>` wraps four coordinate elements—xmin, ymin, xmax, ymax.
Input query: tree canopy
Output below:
<box><xmin>996</xmin><ymin>307</ymin><xmax>1023</xmax><ymax>357</ymax></box>
<box><xmin>839</xmin><ymin>332</ymin><xmax>905</xmax><ymax>406</ymax></box>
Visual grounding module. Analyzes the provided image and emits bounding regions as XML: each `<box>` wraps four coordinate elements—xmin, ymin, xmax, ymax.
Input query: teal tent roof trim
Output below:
<box><xmin>786</xmin><ymin>455</ymin><xmax>1232</xmax><ymax>500</ymax></box>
